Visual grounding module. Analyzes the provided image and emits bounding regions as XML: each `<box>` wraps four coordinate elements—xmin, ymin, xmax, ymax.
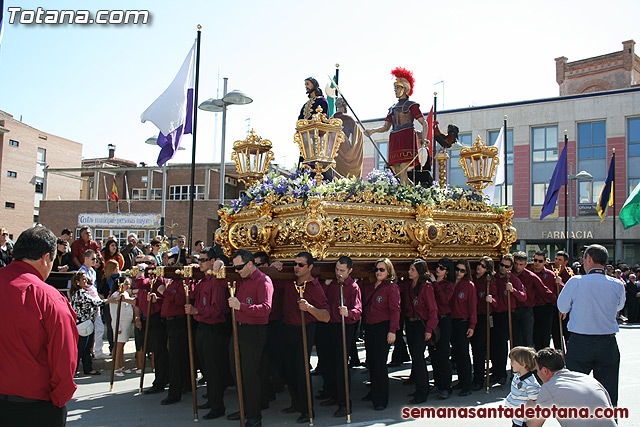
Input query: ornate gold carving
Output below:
<box><xmin>459</xmin><ymin>136</ymin><xmax>500</xmax><ymax>190</ymax></box>
<box><xmin>231</xmin><ymin>130</ymin><xmax>274</xmax><ymax>186</ymax></box>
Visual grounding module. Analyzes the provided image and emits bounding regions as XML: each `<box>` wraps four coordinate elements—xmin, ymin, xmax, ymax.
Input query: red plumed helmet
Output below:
<box><xmin>391</xmin><ymin>67</ymin><xmax>415</xmax><ymax>96</ymax></box>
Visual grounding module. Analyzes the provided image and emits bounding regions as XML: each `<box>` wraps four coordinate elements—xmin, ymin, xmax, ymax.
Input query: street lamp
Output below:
<box><xmin>567</xmin><ymin>166</ymin><xmax>592</xmax><ymax>260</ymax></box>
<box><xmin>198</xmin><ymin>78</ymin><xmax>253</xmax><ymax>216</ymax></box>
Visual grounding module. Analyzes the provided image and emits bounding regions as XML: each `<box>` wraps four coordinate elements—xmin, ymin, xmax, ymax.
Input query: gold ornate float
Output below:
<box><xmin>217</xmin><ymin>116</ymin><xmax>516</xmax><ymax>261</ymax></box>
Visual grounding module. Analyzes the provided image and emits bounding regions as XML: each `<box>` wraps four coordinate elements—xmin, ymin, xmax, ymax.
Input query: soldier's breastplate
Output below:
<box><xmin>390</xmin><ymin>101</ymin><xmax>415</xmax><ymax>133</ymax></box>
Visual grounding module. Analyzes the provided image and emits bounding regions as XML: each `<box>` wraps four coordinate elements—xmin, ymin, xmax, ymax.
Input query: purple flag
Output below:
<box><xmin>540</xmin><ymin>142</ymin><xmax>568</xmax><ymax>220</ymax></box>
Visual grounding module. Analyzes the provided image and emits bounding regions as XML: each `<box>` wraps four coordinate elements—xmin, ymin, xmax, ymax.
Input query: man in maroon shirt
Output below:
<box><xmin>0</xmin><ymin>226</ymin><xmax>78</xmax><ymax>427</ymax></box>
<box><xmin>551</xmin><ymin>251</ymin><xmax>571</xmax><ymax>350</ymax></box>
<box><xmin>135</xmin><ymin>256</ymin><xmax>169</xmax><ymax>395</ymax></box>
<box><xmin>185</xmin><ymin>247</ymin><xmax>232</xmax><ymax>420</ymax></box>
<box><xmin>281</xmin><ymin>252</ymin><xmax>330</xmax><ymax>424</ymax></box>
<box><xmin>319</xmin><ymin>256</ymin><xmax>362</xmax><ymax>417</ymax></box>
<box><xmin>513</xmin><ymin>251</ymin><xmax>552</xmax><ymax>348</ymax></box>
<box><xmin>530</xmin><ymin>251</ymin><xmax>559</xmax><ymax>350</ymax></box>
<box><xmin>225</xmin><ymin>249</ymin><xmax>273</xmax><ymax>427</ymax></box>
<box><xmin>487</xmin><ymin>254</ymin><xmax>526</xmax><ymax>385</ymax></box>
<box><xmin>70</xmin><ymin>226</ymin><xmax>100</xmax><ymax>269</ymax></box>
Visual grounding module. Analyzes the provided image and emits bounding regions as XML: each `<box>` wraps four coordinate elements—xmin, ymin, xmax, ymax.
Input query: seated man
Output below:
<box><xmin>527</xmin><ymin>348</ymin><xmax>617</xmax><ymax>427</ymax></box>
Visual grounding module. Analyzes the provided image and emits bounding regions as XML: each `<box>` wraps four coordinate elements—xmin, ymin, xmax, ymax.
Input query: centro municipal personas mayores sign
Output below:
<box><xmin>77</xmin><ymin>213</ymin><xmax>162</xmax><ymax>229</ymax></box>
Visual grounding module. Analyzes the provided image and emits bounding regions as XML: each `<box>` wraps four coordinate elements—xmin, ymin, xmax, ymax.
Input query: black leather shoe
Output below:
<box><xmin>143</xmin><ymin>386</ymin><xmax>165</xmax><ymax>395</ymax></box>
<box><xmin>281</xmin><ymin>405</ymin><xmax>297</xmax><ymax>414</ymax></box>
<box><xmin>409</xmin><ymin>396</ymin><xmax>427</xmax><ymax>404</ymax></box>
<box><xmin>374</xmin><ymin>405</ymin><xmax>386</xmax><ymax>411</ymax></box>
<box><xmin>315</xmin><ymin>391</ymin><xmax>330</xmax><ymax>399</ymax></box>
<box><xmin>227</xmin><ymin>411</ymin><xmax>241</xmax><ymax>420</ymax></box>
<box><xmin>245</xmin><ymin>417</ymin><xmax>262</xmax><ymax>427</ymax></box>
<box><xmin>472</xmin><ymin>383</ymin><xmax>483</xmax><ymax>391</ymax></box>
<box><xmin>320</xmin><ymin>398</ymin><xmax>338</xmax><ymax>406</ymax></box>
<box><xmin>458</xmin><ymin>389</ymin><xmax>472</xmax><ymax>397</ymax></box>
<box><xmin>160</xmin><ymin>397</ymin><xmax>180</xmax><ymax>405</ymax></box>
<box><xmin>334</xmin><ymin>406</ymin><xmax>348</xmax><ymax>417</ymax></box>
<box><xmin>296</xmin><ymin>413</ymin><xmax>311</xmax><ymax>423</ymax></box>
<box><xmin>197</xmin><ymin>402</ymin><xmax>211</xmax><ymax>409</ymax></box>
<box><xmin>202</xmin><ymin>409</ymin><xmax>225</xmax><ymax>420</ymax></box>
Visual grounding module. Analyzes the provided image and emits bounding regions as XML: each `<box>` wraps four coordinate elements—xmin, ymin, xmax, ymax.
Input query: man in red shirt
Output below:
<box><xmin>0</xmin><ymin>226</ymin><xmax>78</xmax><ymax>427</ymax></box>
<box><xmin>530</xmin><ymin>251</ymin><xmax>559</xmax><ymax>350</ymax></box>
<box><xmin>226</xmin><ymin>249</ymin><xmax>273</xmax><ymax>427</ymax></box>
<box><xmin>281</xmin><ymin>252</ymin><xmax>330</xmax><ymax>424</ymax></box>
<box><xmin>319</xmin><ymin>256</ymin><xmax>362</xmax><ymax>417</ymax></box>
<box><xmin>70</xmin><ymin>226</ymin><xmax>100</xmax><ymax>269</ymax></box>
<box><xmin>551</xmin><ymin>251</ymin><xmax>571</xmax><ymax>350</ymax></box>
<box><xmin>185</xmin><ymin>247</ymin><xmax>233</xmax><ymax>420</ymax></box>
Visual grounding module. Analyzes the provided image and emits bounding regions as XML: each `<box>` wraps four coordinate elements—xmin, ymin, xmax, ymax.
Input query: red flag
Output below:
<box><xmin>110</xmin><ymin>176</ymin><xmax>119</xmax><ymax>202</ymax></box>
<box><xmin>426</xmin><ymin>107</ymin><xmax>434</xmax><ymax>156</ymax></box>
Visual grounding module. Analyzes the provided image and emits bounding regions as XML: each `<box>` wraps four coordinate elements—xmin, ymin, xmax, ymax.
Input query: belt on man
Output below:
<box><xmin>0</xmin><ymin>394</ymin><xmax>46</xmax><ymax>403</ymax></box>
<box><xmin>572</xmin><ymin>332</ymin><xmax>616</xmax><ymax>338</ymax></box>
<box><xmin>438</xmin><ymin>314</ymin><xmax>449</xmax><ymax>319</ymax></box>
<box><xmin>408</xmin><ymin>318</ymin><xmax>422</xmax><ymax>322</ymax></box>
<box><xmin>166</xmin><ymin>315</ymin><xmax>186</xmax><ymax>321</ymax></box>
<box><xmin>452</xmin><ymin>318</ymin><xmax>470</xmax><ymax>322</ymax></box>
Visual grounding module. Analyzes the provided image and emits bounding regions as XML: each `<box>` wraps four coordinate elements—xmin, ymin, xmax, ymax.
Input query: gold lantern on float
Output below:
<box><xmin>458</xmin><ymin>136</ymin><xmax>499</xmax><ymax>190</ymax></box>
<box><xmin>231</xmin><ymin>130</ymin><xmax>274</xmax><ymax>187</ymax></box>
<box><xmin>294</xmin><ymin>106</ymin><xmax>345</xmax><ymax>184</ymax></box>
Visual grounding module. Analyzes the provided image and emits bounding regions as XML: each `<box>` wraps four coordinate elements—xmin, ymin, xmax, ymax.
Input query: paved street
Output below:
<box><xmin>68</xmin><ymin>324</ymin><xmax>639</xmax><ymax>426</ymax></box>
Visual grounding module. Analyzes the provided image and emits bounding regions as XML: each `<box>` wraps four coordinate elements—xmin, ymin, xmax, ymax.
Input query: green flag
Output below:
<box><xmin>620</xmin><ymin>181</ymin><xmax>640</xmax><ymax>229</ymax></box>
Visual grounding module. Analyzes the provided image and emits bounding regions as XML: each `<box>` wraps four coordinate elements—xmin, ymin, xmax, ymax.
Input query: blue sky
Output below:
<box><xmin>1</xmin><ymin>0</ymin><xmax>638</xmax><ymax>169</ymax></box>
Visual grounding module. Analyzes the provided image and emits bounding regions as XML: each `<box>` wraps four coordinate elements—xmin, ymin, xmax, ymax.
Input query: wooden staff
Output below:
<box><xmin>177</xmin><ymin>266</ymin><xmax>198</xmax><ymax>422</ymax></box>
<box><xmin>338</xmin><ymin>275</ymin><xmax>351</xmax><ymax>423</ymax></box>
<box><xmin>295</xmin><ymin>281</ymin><xmax>314</xmax><ymax>426</ymax></box>
<box><xmin>139</xmin><ymin>266</ymin><xmax>163</xmax><ymax>393</ymax></box>
<box><xmin>228</xmin><ymin>281</ymin><xmax>246</xmax><ymax>427</ymax></box>
<box><xmin>485</xmin><ymin>277</ymin><xmax>491</xmax><ymax>393</ymax></box>
<box><xmin>110</xmin><ymin>277</ymin><xmax>124</xmax><ymax>392</ymax></box>
<box><xmin>506</xmin><ymin>280</ymin><xmax>513</xmax><ymax>351</ymax></box>
<box><xmin>552</xmin><ymin>267</ymin><xmax>566</xmax><ymax>356</ymax></box>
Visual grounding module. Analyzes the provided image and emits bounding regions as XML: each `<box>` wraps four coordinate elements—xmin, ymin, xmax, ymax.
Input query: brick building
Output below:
<box><xmin>361</xmin><ymin>41</ymin><xmax>640</xmax><ymax>264</ymax></box>
<box><xmin>39</xmin><ymin>144</ymin><xmax>287</xmax><ymax>248</ymax></box>
<box><xmin>0</xmin><ymin>110</ymin><xmax>82</xmax><ymax>239</ymax></box>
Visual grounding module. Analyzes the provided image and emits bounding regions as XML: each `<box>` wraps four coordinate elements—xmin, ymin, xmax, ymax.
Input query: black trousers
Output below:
<box><xmin>262</xmin><ymin>319</ymin><xmax>286</xmax><ymax>400</ymax></box>
<box><xmin>0</xmin><ymin>399</ymin><xmax>67</xmax><ymax>427</ymax></box>
<box><xmin>406</xmin><ymin>320</ymin><xmax>429</xmax><ymax>398</ymax></box>
<box><xmin>533</xmin><ymin>304</ymin><xmax>554</xmax><ymax>350</ymax></box>
<box><xmin>513</xmin><ymin>306</ymin><xmax>534</xmax><ymax>348</ymax></box>
<box><xmin>148</xmin><ymin>312</ymin><xmax>169</xmax><ymax>388</ymax></box>
<box><xmin>166</xmin><ymin>316</ymin><xmax>190</xmax><ymax>400</ymax></box>
<box><xmin>470</xmin><ymin>313</ymin><xmax>488</xmax><ymax>386</ymax></box>
<box><xmin>565</xmin><ymin>333</ymin><xmax>620</xmax><ymax>406</ymax></box>
<box><xmin>390</xmin><ymin>317</ymin><xmax>410</xmax><ymax>363</ymax></box>
<box><xmin>429</xmin><ymin>314</ymin><xmax>452</xmax><ymax>392</ymax></box>
<box><xmin>282</xmin><ymin>322</ymin><xmax>316</xmax><ymax>415</ymax></box>
<box><xmin>323</xmin><ymin>322</ymin><xmax>357</xmax><ymax>406</ymax></box>
<box><xmin>77</xmin><ymin>331</ymin><xmax>94</xmax><ymax>374</ymax></box>
<box><xmin>196</xmin><ymin>322</ymin><xmax>232</xmax><ymax>412</ymax></box>
<box><xmin>102</xmin><ymin>306</ymin><xmax>114</xmax><ymax>353</ymax></box>
<box><xmin>451</xmin><ymin>318</ymin><xmax>472</xmax><ymax>390</ymax></box>
<box><xmin>315</xmin><ymin>321</ymin><xmax>330</xmax><ymax>384</ymax></box>
<box><xmin>364</xmin><ymin>321</ymin><xmax>391</xmax><ymax>407</ymax></box>
<box><xmin>231</xmin><ymin>324</ymin><xmax>267</xmax><ymax>419</ymax></box>
<box><xmin>490</xmin><ymin>311</ymin><xmax>509</xmax><ymax>380</ymax></box>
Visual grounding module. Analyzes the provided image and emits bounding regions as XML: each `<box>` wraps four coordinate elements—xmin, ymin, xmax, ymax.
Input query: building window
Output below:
<box><xmin>532</xmin><ymin>183</ymin><xmax>549</xmax><ymax>205</ymax></box>
<box><xmin>532</xmin><ymin>126</ymin><xmax>558</xmax><ymax>162</ymax></box>
<box><xmin>628</xmin><ymin>118</ymin><xmax>640</xmax><ymax>196</ymax></box>
<box><xmin>374</xmin><ymin>141</ymin><xmax>389</xmax><ymax>171</ymax></box>
<box><xmin>37</xmin><ymin>148</ymin><xmax>46</xmax><ymax>163</ymax></box>
<box><xmin>169</xmin><ymin>185</ymin><xmax>204</xmax><ymax>200</ymax></box>
<box><xmin>577</xmin><ymin>121</ymin><xmax>606</xmax><ymax>206</ymax></box>
<box><xmin>9</xmin><ymin>140</ymin><xmax>19</xmax><ymax>147</ymax></box>
<box><xmin>35</xmin><ymin>178</ymin><xmax>44</xmax><ymax>194</ymax></box>
<box><xmin>488</xmin><ymin>129</ymin><xmax>513</xmax><ymax>205</ymax></box>
<box><xmin>447</xmin><ymin>133</ymin><xmax>472</xmax><ymax>187</ymax></box>
<box><xmin>132</xmin><ymin>189</ymin><xmax>148</xmax><ymax>200</ymax></box>
<box><xmin>5</xmin><ymin>202</ymin><xmax>15</xmax><ymax>209</ymax></box>
<box><xmin>7</xmin><ymin>171</ymin><xmax>17</xmax><ymax>178</ymax></box>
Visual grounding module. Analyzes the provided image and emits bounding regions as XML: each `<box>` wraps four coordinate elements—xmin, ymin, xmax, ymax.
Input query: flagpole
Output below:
<box><xmin>187</xmin><ymin>25</ymin><xmax>202</xmax><ymax>253</ymax></box>
<box><xmin>503</xmin><ymin>115</ymin><xmax>508</xmax><ymax>206</ymax></box>
<box><xmin>612</xmin><ymin>148</ymin><xmax>616</xmax><ymax>262</ymax></box>
<box><xmin>125</xmin><ymin>174</ymin><xmax>131</xmax><ymax>213</ymax></box>
<box><xmin>564</xmin><ymin>131</ymin><xmax>569</xmax><ymax>255</ymax></box>
<box><xmin>433</xmin><ymin>93</ymin><xmax>438</xmax><ymax>180</ymax></box>
<box><xmin>103</xmin><ymin>175</ymin><xmax>110</xmax><ymax>213</ymax></box>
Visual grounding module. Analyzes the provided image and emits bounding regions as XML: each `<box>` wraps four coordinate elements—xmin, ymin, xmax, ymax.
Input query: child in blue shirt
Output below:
<box><xmin>505</xmin><ymin>346</ymin><xmax>540</xmax><ymax>427</ymax></box>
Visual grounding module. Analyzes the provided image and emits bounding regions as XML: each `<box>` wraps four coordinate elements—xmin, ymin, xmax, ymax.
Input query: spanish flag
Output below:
<box><xmin>596</xmin><ymin>153</ymin><xmax>615</xmax><ymax>222</ymax></box>
<box><xmin>110</xmin><ymin>176</ymin><xmax>119</xmax><ymax>202</ymax></box>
